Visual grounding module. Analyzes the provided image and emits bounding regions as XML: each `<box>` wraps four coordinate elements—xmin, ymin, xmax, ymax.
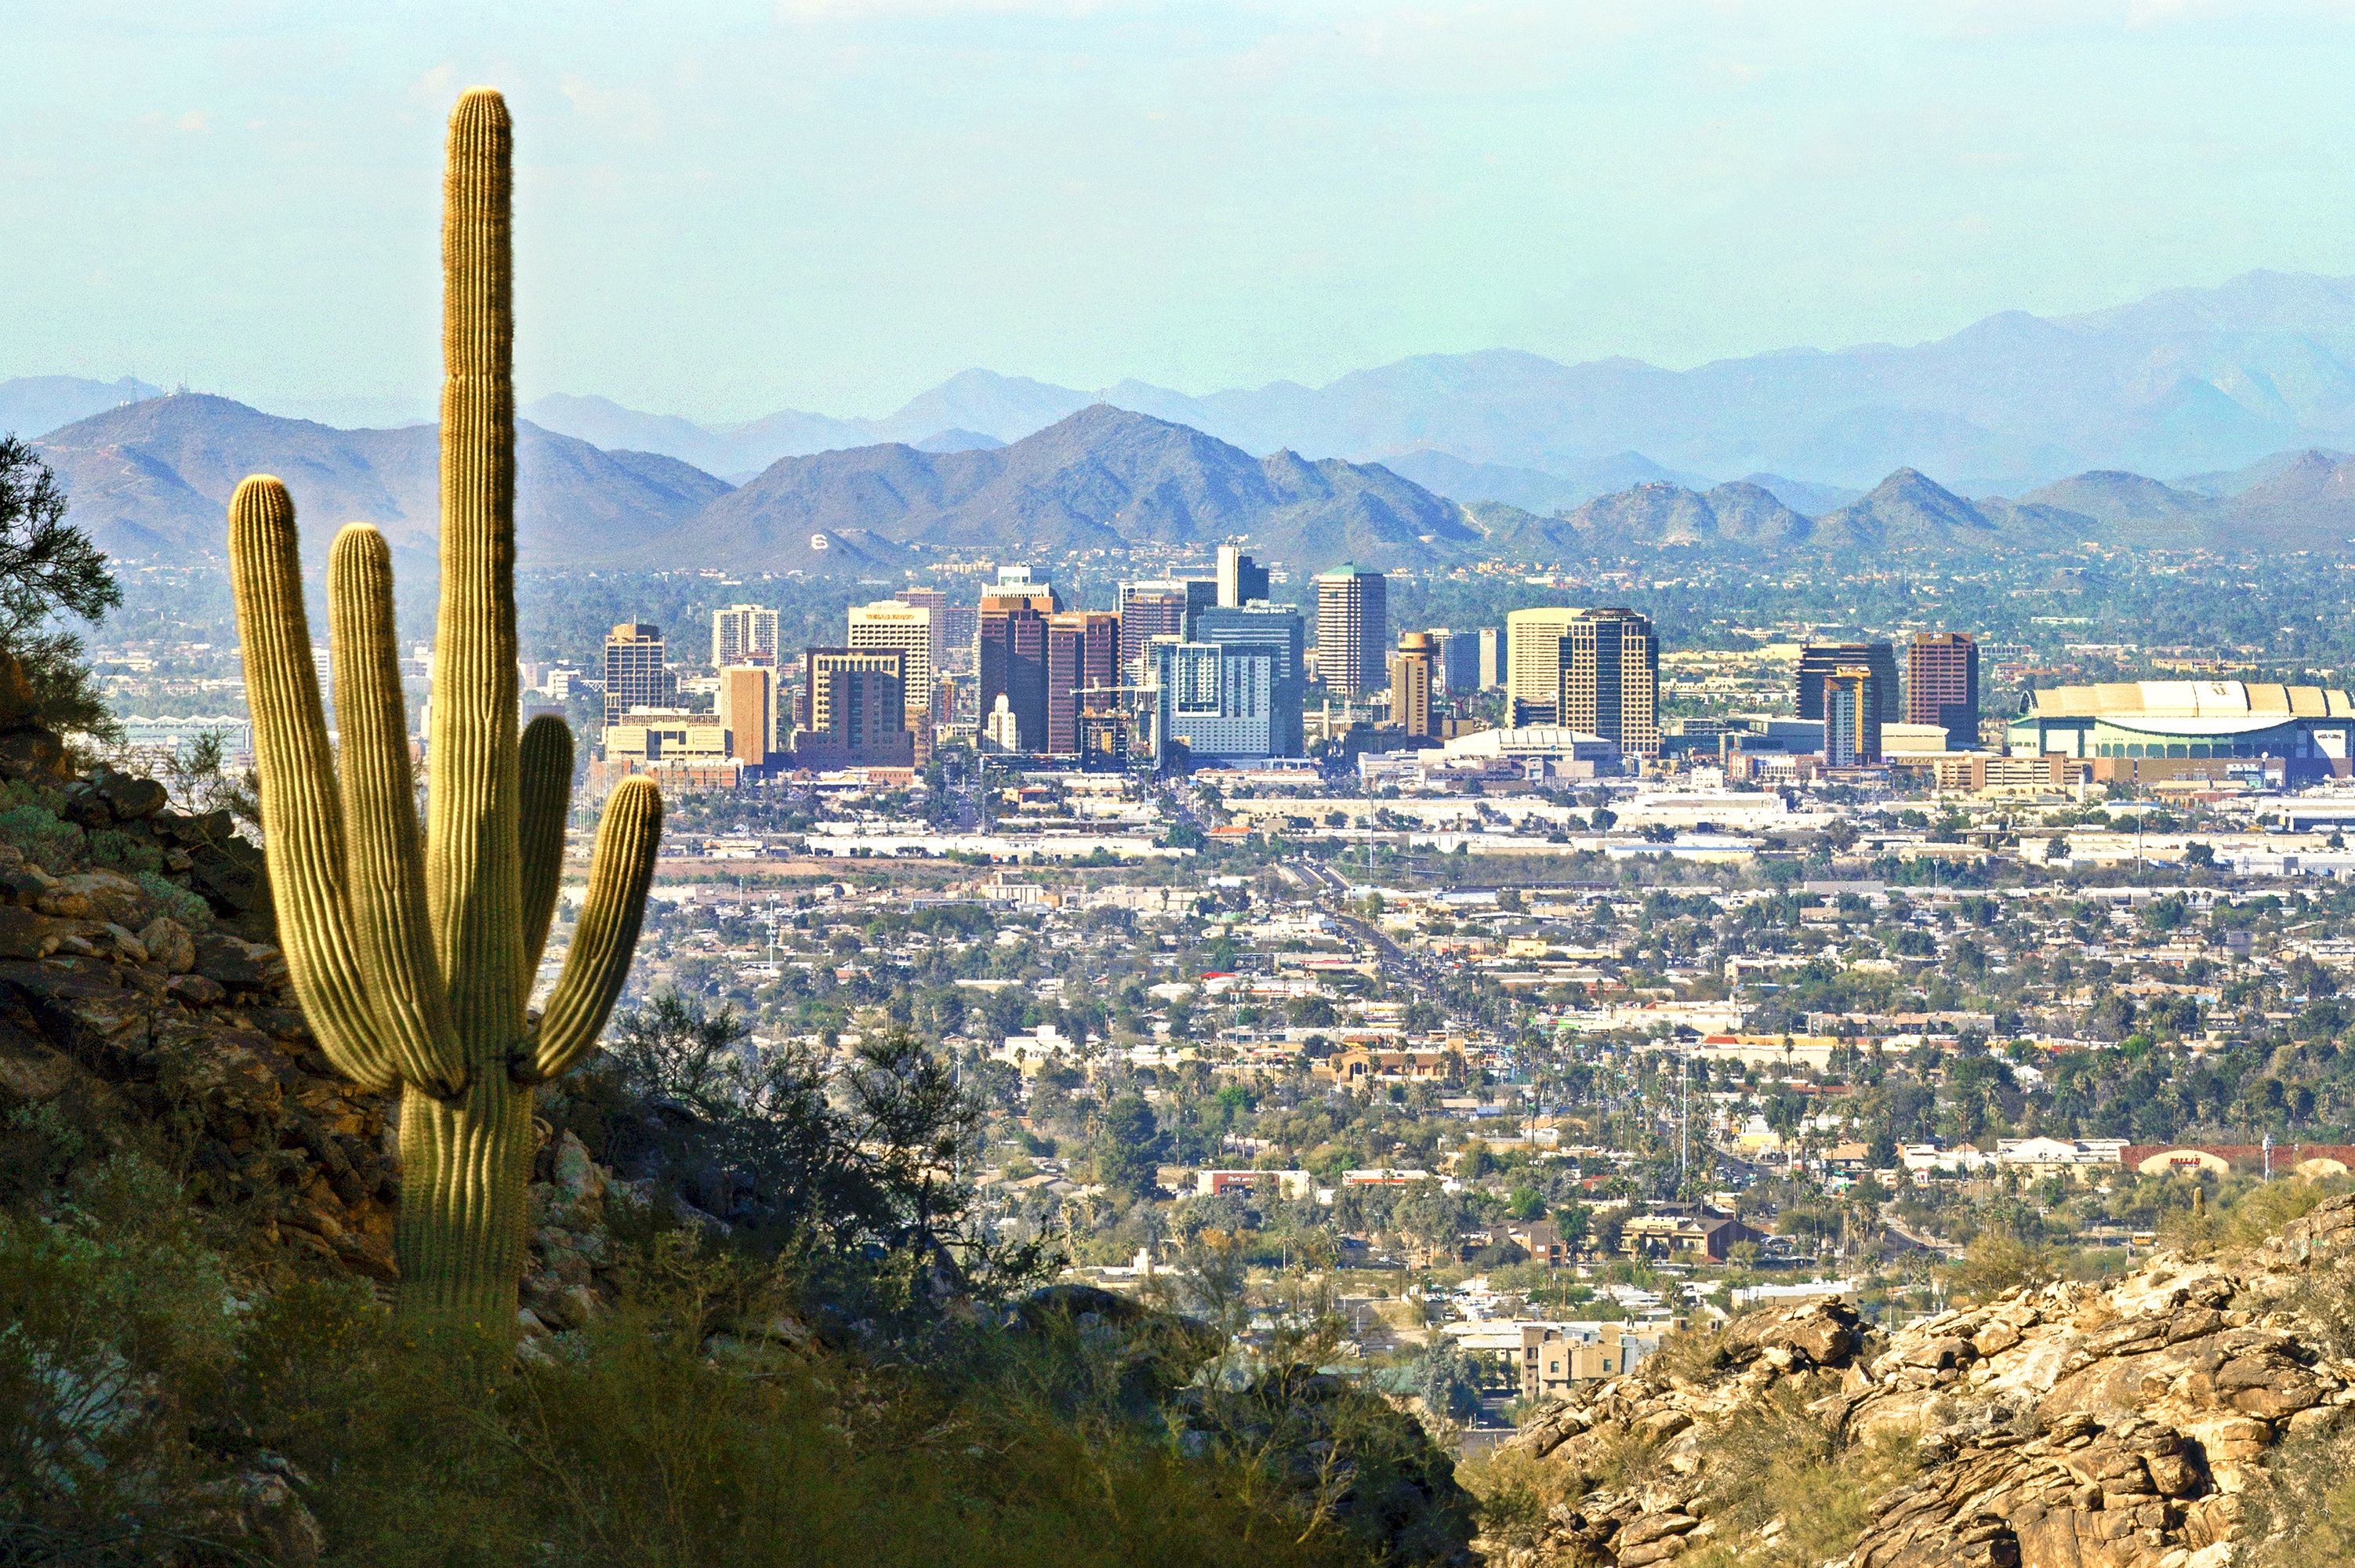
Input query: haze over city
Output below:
<box><xmin>13</xmin><ymin>2</ymin><xmax>2355</xmax><ymax>423</ymax></box>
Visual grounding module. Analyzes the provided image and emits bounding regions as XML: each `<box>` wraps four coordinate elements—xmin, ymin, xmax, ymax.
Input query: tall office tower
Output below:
<box><xmin>847</xmin><ymin>600</ymin><xmax>934</xmax><ymax>721</ymax></box>
<box><xmin>796</xmin><ymin>648</ymin><xmax>913</xmax><ymax>766</ymax></box>
<box><xmin>978</xmin><ymin>604</ymin><xmax>1048</xmax><ymax>751</ymax></box>
<box><xmin>1150</xmin><ymin>638</ymin><xmax>1278</xmax><ymax>765</ymax></box>
<box><xmin>717</xmin><ymin>664</ymin><xmax>776</xmax><ymax>766</ymax></box>
<box><xmin>1797</xmin><ymin>642</ymin><xmax>1902</xmax><ymax>726</ymax></box>
<box><xmin>1313</xmin><ymin>564</ymin><xmax>1388</xmax><ymax>698</ymax></box>
<box><xmin>982</xmin><ymin>564</ymin><xmax>1061</xmax><ymax>615</ymax></box>
<box><xmin>1192</xmin><ymin>603</ymin><xmax>1307</xmax><ymax>755</ymax></box>
<box><xmin>1429</xmin><ymin>628</ymin><xmax>1479</xmax><ymax>696</ymax></box>
<box><xmin>1045</xmin><ymin>610</ymin><xmax>1121</xmax><ymax>756</ymax></box>
<box><xmin>1907</xmin><ymin>632</ymin><xmax>1981</xmax><ymax>751</ymax></box>
<box><xmin>1561</xmin><ymin>608</ymin><xmax>1661</xmax><ymax>757</ymax></box>
<box><xmin>1823</xmin><ymin>666</ymin><xmax>1882</xmax><ymax>766</ymax></box>
<box><xmin>892</xmin><ymin>587</ymin><xmax>961</xmax><ymax>673</ymax></box>
<box><xmin>1479</xmin><ymin>626</ymin><xmax>1505</xmax><ymax>691</ymax></box>
<box><xmin>1183</xmin><ymin>579</ymin><xmax>1219</xmax><ymax>632</ymax></box>
<box><xmin>1390</xmin><ymin>632</ymin><xmax>1436</xmax><ymax>741</ymax></box>
<box><xmin>1505</xmin><ymin>608</ymin><xmax>1589</xmax><ymax>722</ymax></box>
<box><xmin>1216</xmin><ymin>545</ymin><xmax>1270</xmax><ymax>608</ymax></box>
<box><xmin>711</xmin><ymin>604</ymin><xmax>779</xmax><ymax>669</ymax></box>
<box><xmin>602</xmin><ymin>622</ymin><xmax>674</xmax><ymax>726</ymax></box>
<box><xmin>1119</xmin><ymin>580</ymin><xmax>1192</xmax><ymax>674</ymax></box>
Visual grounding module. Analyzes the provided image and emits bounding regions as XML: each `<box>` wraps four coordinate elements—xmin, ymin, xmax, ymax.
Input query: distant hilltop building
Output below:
<box><xmin>2009</xmin><ymin>681</ymin><xmax>2355</xmax><ymax>786</ymax></box>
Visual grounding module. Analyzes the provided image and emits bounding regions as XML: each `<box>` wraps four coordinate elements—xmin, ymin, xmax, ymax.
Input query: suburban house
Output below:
<box><xmin>1620</xmin><ymin>1214</ymin><xmax>1766</xmax><ymax>1261</ymax></box>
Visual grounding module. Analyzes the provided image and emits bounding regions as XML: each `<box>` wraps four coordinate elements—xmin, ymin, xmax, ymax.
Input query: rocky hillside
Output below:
<box><xmin>0</xmin><ymin>655</ymin><xmax>611</xmax><ymax>1333</ymax></box>
<box><xmin>1482</xmin><ymin>1199</ymin><xmax>2355</xmax><ymax>1568</ymax></box>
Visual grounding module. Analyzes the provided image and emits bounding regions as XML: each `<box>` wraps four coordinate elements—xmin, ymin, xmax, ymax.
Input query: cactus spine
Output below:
<box><xmin>227</xmin><ymin>89</ymin><xmax>661</xmax><ymax>1328</ymax></box>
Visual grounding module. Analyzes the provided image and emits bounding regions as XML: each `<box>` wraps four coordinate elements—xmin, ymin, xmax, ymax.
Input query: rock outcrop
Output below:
<box><xmin>1488</xmin><ymin>1201</ymin><xmax>2355</xmax><ymax>1568</ymax></box>
<box><xmin>0</xmin><ymin>741</ymin><xmax>618</xmax><ymax>1330</ymax></box>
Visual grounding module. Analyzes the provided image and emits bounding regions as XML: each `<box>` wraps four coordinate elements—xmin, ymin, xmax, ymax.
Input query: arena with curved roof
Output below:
<box><xmin>2007</xmin><ymin>681</ymin><xmax>2355</xmax><ymax>784</ymax></box>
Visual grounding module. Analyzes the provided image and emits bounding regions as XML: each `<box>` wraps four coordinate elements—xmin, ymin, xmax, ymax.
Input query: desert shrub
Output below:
<box><xmin>0</xmin><ymin>1158</ymin><xmax>1393</xmax><ymax>1568</ymax></box>
<box><xmin>82</xmin><ymin>828</ymin><xmax>163</xmax><ymax>876</ymax></box>
<box><xmin>1947</xmin><ymin>1229</ymin><xmax>2056</xmax><ymax>1303</ymax></box>
<box><xmin>0</xmin><ymin>798</ymin><xmax>79</xmax><ymax>871</ymax></box>
<box><xmin>1458</xmin><ymin>1443</ymin><xmax>1588</xmax><ymax>1554</ymax></box>
<box><xmin>2222</xmin><ymin>1175</ymin><xmax>2350</xmax><ymax>1246</ymax></box>
<box><xmin>1642</xmin><ymin>1322</ymin><xmax>1736</xmax><ymax>1385</ymax></box>
<box><xmin>132</xmin><ymin>870</ymin><xmax>214</xmax><ymax>931</ymax></box>
<box><xmin>2156</xmin><ymin>1175</ymin><xmax>2349</xmax><ymax>1260</ymax></box>
<box><xmin>0</xmin><ymin>1156</ymin><xmax>244</xmax><ymax>1565</ymax></box>
<box><xmin>2240</xmin><ymin>1418</ymin><xmax>2355</xmax><ymax>1566</ymax></box>
<box><xmin>1675</xmin><ymin>1381</ymin><xmax>1919</xmax><ymax>1568</ymax></box>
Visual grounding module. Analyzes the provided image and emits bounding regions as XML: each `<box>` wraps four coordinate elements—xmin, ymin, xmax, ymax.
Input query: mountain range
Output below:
<box><xmin>34</xmin><ymin>389</ymin><xmax>2355</xmax><ymax>575</ymax></box>
<box><xmin>500</xmin><ymin>269</ymin><xmax>2355</xmax><ymax>496</ymax></box>
<box><xmin>31</xmin><ymin>394</ymin><xmax>729</xmax><ymax>565</ymax></box>
<box><xmin>25</xmin><ymin>268</ymin><xmax>2355</xmax><ymax>503</ymax></box>
<box><xmin>29</xmin><ymin>395</ymin><xmax>1486</xmax><ymax>574</ymax></box>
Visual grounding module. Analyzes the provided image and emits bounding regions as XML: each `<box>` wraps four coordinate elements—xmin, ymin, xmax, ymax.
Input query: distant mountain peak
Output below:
<box><xmin>652</xmin><ymin>405</ymin><xmax>1469</xmax><ymax>573</ymax></box>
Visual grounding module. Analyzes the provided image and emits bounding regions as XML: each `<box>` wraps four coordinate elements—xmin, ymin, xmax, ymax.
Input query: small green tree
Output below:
<box><xmin>0</xmin><ymin>437</ymin><xmax>122</xmax><ymax>740</ymax></box>
<box><xmin>1094</xmin><ymin>1093</ymin><xmax>1166</xmax><ymax>1198</ymax></box>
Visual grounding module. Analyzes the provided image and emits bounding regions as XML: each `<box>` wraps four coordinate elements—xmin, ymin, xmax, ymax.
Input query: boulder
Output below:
<box><xmin>138</xmin><ymin>916</ymin><xmax>196</xmax><ymax>973</ymax></box>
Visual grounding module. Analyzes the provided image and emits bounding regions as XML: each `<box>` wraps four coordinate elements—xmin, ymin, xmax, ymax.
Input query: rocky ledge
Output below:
<box><xmin>0</xmin><ymin>769</ymin><xmax>617</xmax><ymax>1330</ymax></box>
<box><xmin>1488</xmin><ymin>1199</ymin><xmax>2355</xmax><ymax>1568</ymax></box>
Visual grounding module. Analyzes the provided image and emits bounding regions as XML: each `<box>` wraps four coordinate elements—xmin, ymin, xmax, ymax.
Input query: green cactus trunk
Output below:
<box><xmin>227</xmin><ymin>89</ymin><xmax>662</xmax><ymax>1331</ymax></box>
<box><xmin>397</xmin><ymin>1078</ymin><xmax>535</xmax><ymax>1323</ymax></box>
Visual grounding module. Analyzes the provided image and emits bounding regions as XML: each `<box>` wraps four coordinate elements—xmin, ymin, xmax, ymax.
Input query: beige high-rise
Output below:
<box><xmin>1504</xmin><ymin>607</ymin><xmax>1585</xmax><ymax>723</ymax></box>
<box><xmin>847</xmin><ymin>600</ymin><xmax>933</xmax><ymax>721</ymax></box>
<box><xmin>1313</xmin><ymin>564</ymin><xmax>1387</xmax><ymax>699</ymax></box>
<box><xmin>1390</xmin><ymin>632</ymin><xmax>1435</xmax><ymax>741</ymax></box>
<box><xmin>717</xmin><ymin>664</ymin><xmax>775</xmax><ymax>766</ymax></box>
<box><xmin>1559</xmin><ymin>608</ymin><xmax>1660</xmax><ymax>757</ymax></box>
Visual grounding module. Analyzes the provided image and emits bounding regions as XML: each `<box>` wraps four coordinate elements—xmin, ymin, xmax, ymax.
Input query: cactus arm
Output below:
<box><xmin>519</xmin><ymin>777</ymin><xmax>661</xmax><ymax>1084</ymax></box>
<box><xmin>518</xmin><ymin>714</ymin><xmax>574</xmax><ymax>977</ymax></box>
<box><xmin>428</xmin><ymin>86</ymin><xmax>528</xmax><ymax>1055</ymax></box>
<box><xmin>226</xmin><ymin>478</ymin><xmax>403</xmax><ymax>1094</ymax></box>
<box><xmin>326</xmin><ymin>524</ymin><xmax>469</xmax><ymax>1100</ymax></box>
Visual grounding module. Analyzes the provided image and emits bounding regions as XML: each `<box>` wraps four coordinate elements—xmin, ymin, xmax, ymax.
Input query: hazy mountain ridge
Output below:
<box><xmin>40</xmin><ymin>387</ymin><xmax>2355</xmax><ymax>573</ymax></box>
<box><xmin>640</xmin><ymin>405</ymin><xmax>1475</xmax><ymax>574</ymax></box>
<box><xmin>518</xmin><ymin>270</ymin><xmax>2355</xmax><ymax>496</ymax></box>
<box><xmin>34</xmin><ymin>394</ymin><xmax>733</xmax><ymax>564</ymax></box>
<box><xmin>0</xmin><ymin>376</ymin><xmax>164</xmax><ymax>442</ymax></box>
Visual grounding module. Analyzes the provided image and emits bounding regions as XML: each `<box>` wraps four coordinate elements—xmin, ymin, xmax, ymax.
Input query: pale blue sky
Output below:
<box><xmin>9</xmin><ymin>1</ymin><xmax>2355</xmax><ymax>423</ymax></box>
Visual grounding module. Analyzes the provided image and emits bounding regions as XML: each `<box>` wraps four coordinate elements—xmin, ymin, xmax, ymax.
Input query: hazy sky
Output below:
<box><xmin>9</xmin><ymin>1</ymin><xmax>2355</xmax><ymax>423</ymax></box>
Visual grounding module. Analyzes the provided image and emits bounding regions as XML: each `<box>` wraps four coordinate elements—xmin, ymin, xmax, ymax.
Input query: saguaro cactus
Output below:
<box><xmin>227</xmin><ymin>89</ymin><xmax>661</xmax><ymax>1327</ymax></box>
